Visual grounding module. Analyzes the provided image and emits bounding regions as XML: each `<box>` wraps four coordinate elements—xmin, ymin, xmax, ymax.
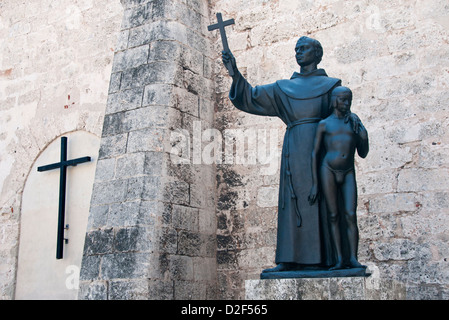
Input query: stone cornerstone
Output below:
<box><xmin>78</xmin><ymin>0</ymin><xmax>217</xmax><ymax>299</ymax></box>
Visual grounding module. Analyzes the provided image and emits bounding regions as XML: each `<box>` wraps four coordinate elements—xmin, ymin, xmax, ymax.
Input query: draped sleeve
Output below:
<box><xmin>229</xmin><ymin>71</ymin><xmax>281</xmax><ymax>117</ymax></box>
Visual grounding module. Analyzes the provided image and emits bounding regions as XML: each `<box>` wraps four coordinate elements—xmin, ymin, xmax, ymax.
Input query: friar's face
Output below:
<box><xmin>295</xmin><ymin>40</ymin><xmax>317</xmax><ymax>67</ymax></box>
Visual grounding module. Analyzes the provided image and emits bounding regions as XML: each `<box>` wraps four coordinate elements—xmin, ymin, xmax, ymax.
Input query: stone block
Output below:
<box><xmin>193</xmin><ymin>257</ymin><xmax>216</xmax><ymax>281</ymax></box>
<box><xmin>368</xmin><ymin>193</ymin><xmax>419</xmax><ymax>214</ymax></box>
<box><xmin>120</xmin><ymin>0</ymin><xmax>152</xmax><ymax>9</ymax></box>
<box><xmin>109</xmin><ymin>279</ymin><xmax>150</xmax><ymax>300</ymax></box>
<box><xmin>91</xmin><ymin>179</ymin><xmax>128</xmax><ymax>205</ymax></box>
<box><xmin>256</xmin><ymin>186</ymin><xmax>278</xmax><ymax>208</ymax></box>
<box><xmin>372</xmin><ymin>238</ymin><xmax>418</xmax><ymax>261</ymax></box>
<box><xmin>401</xmin><ymin>210</ymin><xmax>449</xmax><ymax>239</ymax></box>
<box><xmin>102</xmin><ymin>112</ymin><xmax>125</xmax><ymax>136</ymax></box>
<box><xmin>178</xmin><ymin>230</ymin><xmax>202</xmax><ymax>256</ymax></box>
<box><xmin>108</xmin><ymin>72</ymin><xmax>122</xmax><ymax>93</ymax></box>
<box><xmin>143</xmin><ymin>83</ymin><xmax>174</xmax><ymax>106</ymax></box>
<box><xmin>107</xmin><ymin>200</ymin><xmax>152</xmax><ymax>227</ymax></box>
<box><xmin>100</xmin><ymin>252</ymin><xmax>160</xmax><ymax>280</ymax></box>
<box><xmin>143</xmin><ymin>151</ymin><xmax>164</xmax><ymax>176</ymax></box>
<box><xmin>238</xmin><ymin>247</ymin><xmax>274</xmax><ymax>269</ymax></box>
<box><xmin>172</xmin><ymin>204</ymin><xmax>199</xmax><ymax>231</ymax></box>
<box><xmin>106</xmin><ymin>87</ymin><xmax>144</xmax><ymax>114</ymax></box>
<box><xmin>182</xmin><ymin>232</ymin><xmax>215</xmax><ymax>258</ymax></box>
<box><xmin>122</xmin><ymin>228</ymin><xmax>145</xmax><ymax>255</ymax></box>
<box><xmin>217</xmin><ymin>250</ymin><xmax>238</xmax><ymax>270</ymax></box>
<box><xmin>174</xmin><ymin>280</ymin><xmax>207</xmax><ymax>300</ymax></box>
<box><xmin>142</xmin><ymin>176</ymin><xmax>163</xmax><ymax>201</ymax></box>
<box><xmin>79</xmin><ymin>255</ymin><xmax>101</xmax><ymax>281</ymax></box>
<box><xmin>170</xmin><ymin>255</ymin><xmax>194</xmax><ymax>281</ymax></box>
<box><xmin>198</xmin><ymin>208</ymin><xmax>216</xmax><ymax>234</ymax></box>
<box><xmin>127</xmin><ymin>128</ymin><xmax>165</xmax><ymax>153</ymax></box>
<box><xmin>180</xmin><ymin>46</ymin><xmax>204</xmax><ymax>76</ymax></box>
<box><xmin>115</xmin><ymin>30</ymin><xmax>129</xmax><ymax>52</ymax></box>
<box><xmin>121</xmin><ymin>1</ymin><xmax>152</xmax><ymax>29</ymax></box>
<box><xmin>357</xmin><ymin>170</ymin><xmax>396</xmax><ymax>195</ymax></box>
<box><xmin>109</xmin><ymin>279</ymin><xmax>173</xmax><ymax>300</ymax></box>
<box><xmin>98</xmin><ymin>133</ymin><xmax>128</xmax><ymax>159</ymax></box>
<box><xmin>127</xmin><ymin>20</ymin><xmax>188</xmax><ymax>48</ymax></box>
<box><xmin>173</xmin><ymin>86</ymin><xmax>199</xmax><ymax>117</ymax></box>
<box><xmin>83</xmin><ymin>228</ymin><xmax>114</xmax><ymax>255</ymax></box>
<box><xmin>87</xmin><ymin>205</ymin><xmax>109</xmax><ymax>230</ymax></box>
<box><xmin>358</xmin><ymin>213</ymin><xmax>397</xmax><ymax>241</ymax></box>
<box><xmin>120</xmin><ymin>61</ymin><xmax>179</xmax><ymax>90</ymax></box>
<box><xmin>126</xmin><ymin>106</ymin><xmax>176</xmax><ymax>131</ymax></box>
<box><xmin>112</xmin><ymin>44</ymin><xmax>149</xmax><ymax>72</ymax></box>
<box><xmin>182</xmin><ymin>69</ymin><xmax>214</xmax><ymax>100</ymax></box>
<box><xmin>163</xmin><ymin>180</ymin><xmax>190</xmax><ymax>205</ymax></box>
<box><xmin>245</xmin><ymin>276</ymin><xmax>406</xmax><ymax>300</ymax></box>
<box><xmin>398</xmin><ymin>168</ymin><xmax>449</xmax><ymax>192</ymax></box>
<box><xmin>125</xmin><ymin>175</ymin><xmax>162</xmax><ymax>201</ymax></box>
<box><xmin>94</xmin><ymin>158</ymin><xmax>116</xmax><ymax>182</ymax></box>
<box><xmin>78</xmin><ymin>280</ymin><xmax>108</xmax><ymax>300</ymax></box>
<box><xmin>148</xmin><ymin>40</ymin><xmax>181</xmax><ymax>63</ymax></box>
<box><xmin>115</xmin><ymin>152</ymin><xmax>146</xmax><ymax>178</ymax></box>
<box><xmin>155</xmin><ymin>227</ymin><xmax>178</xmax><ymax>254</ymax></box>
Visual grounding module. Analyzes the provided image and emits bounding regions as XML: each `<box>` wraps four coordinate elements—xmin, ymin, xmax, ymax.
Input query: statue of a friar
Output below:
<box><xmin>222</xmin><ymin>36</ymin><xmax>345</xmax><ymax>273</ymax></box>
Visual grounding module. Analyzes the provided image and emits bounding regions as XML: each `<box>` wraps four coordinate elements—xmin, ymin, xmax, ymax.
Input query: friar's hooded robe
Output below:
<box><xmin>229</xmin><ymin>68</ymin><xmax>341</xmax><ymax>266</ymax></box>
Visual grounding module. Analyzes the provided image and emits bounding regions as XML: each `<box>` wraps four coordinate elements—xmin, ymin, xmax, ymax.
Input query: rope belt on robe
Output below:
<box><xmin>281</xmin><ymin>117</ymin><xmax>321</xmax><ymax>228</ymax></box>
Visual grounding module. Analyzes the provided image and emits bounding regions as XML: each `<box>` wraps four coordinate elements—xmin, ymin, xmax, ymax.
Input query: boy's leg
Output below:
<box><xmin>320</xmin><ymin>165</ymin><xmax>344</xmax><ymax>269</ymax></box>
<box><xmin>342</xmin><ymin>170</ymin><xmax>363</xmax><ymax>268</ymax></box>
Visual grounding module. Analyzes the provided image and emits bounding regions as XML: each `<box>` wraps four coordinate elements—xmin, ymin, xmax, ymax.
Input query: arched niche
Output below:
<box><xmin>15</xmin><ymin>131</ymin><xmax>100</xmax><ymax>299</ymax></box>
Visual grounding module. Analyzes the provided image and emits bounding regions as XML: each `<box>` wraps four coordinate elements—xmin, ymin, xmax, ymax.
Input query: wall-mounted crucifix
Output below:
<box><xmin>208</xmin><ymin>12</ymin><xmax>235</xmax><ymax>76</ymax></box>
<box><xmin>37</xmin><ymin>136</ymin><xmax>91</xmax><ymax>259</ymax></box>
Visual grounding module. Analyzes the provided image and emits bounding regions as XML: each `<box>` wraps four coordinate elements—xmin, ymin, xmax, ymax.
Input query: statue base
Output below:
<box><xmin>246</xmin><ymin>266</ymin><xmax>406</xmax><ymax>300</ymax></box>
<box><xmin>260</xmin><ymin>267</ymin><xmax>369</xmax><ymax>280</ymax></box>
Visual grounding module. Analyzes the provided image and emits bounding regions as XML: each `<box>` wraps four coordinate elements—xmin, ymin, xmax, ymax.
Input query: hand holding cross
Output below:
<box><xmin>208</xmin><ymin>12</ymin><xmax>235</xmax><ymax>76</ymax></box>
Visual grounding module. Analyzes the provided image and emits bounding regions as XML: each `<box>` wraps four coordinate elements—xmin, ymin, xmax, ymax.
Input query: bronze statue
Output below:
<box><xmin>309</xmin><ymin>86</ymin><xmax>369</xmax><ymax>270</ymax></box>
<box><xmin>209</xmin><ymin>8</ymin><xmax>371</xmax><ymax>276</ymax></box>
<box><xmin>223</xmin><ymin>36</ymin><xmax>343</xmax><ymax>273</ymax></box>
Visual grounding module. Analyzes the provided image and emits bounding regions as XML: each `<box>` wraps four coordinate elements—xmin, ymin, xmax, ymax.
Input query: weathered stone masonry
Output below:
<box><xmin>211</xmin><ymin>0</ymin><xmax>449</xmax><ymax>300</ymax></box>
<box><xmin>79</xmin><ymin>0</ymin><xmax>217</xmax><ymax>299</ymax></box>
<box><xmin>0</xmin><ymin>0</ymin><xmax>123</xmax><ymax>299</ymax></box>
<box><xmin>2</xmin><ymin>0</ymin><xmax>449</xmax><ymax>301</ymax></box>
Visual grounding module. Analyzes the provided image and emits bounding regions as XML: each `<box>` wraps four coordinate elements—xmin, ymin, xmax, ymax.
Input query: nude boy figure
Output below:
<box><xmin>308</xmin><ymin>86</ymin><xmax>369</xmax><ymax>270</ymax></box>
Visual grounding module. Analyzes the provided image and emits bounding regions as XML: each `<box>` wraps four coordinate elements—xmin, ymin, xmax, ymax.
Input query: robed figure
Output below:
<box><xmin>223</xmin><ymin>36</ymin><xmax>341</xmax><ymax>272</ymax></box>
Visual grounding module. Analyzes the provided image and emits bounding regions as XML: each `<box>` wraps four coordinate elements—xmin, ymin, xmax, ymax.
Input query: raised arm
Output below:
<box><xmin>309</xmin><ymin>121</ymin><xmax>326</xmax><ymax>205</ymax></box>
<box><xmin>222</xmin><ymin>51</ymin><xmax>280</xmax><ymax>117</ymax></box>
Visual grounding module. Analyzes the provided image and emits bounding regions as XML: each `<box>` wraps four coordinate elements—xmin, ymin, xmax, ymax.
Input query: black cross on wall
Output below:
<box><xmin>37</xmin><ymin>137</ymin><xmax>91</xmax><ymax>260</ymax></box>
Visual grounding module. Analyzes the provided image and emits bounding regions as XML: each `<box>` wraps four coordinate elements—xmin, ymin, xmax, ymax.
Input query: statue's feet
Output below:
<box><xmin>329</xmin><ymin>260</ymin><xmax>345</xmax><ymax>271</ymax></box>
<box><xmin>348</xmin><ymin>258</ymin><xmax>366</xmax><ymax>269</ymax></box>
<box><xmin>262</xmin><ymin>263</ymin><xmax>295</xmax><ymax>273</ymax></box>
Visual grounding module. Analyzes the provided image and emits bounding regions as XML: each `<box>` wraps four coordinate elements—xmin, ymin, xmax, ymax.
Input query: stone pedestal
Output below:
<box><xmin>245</xmin><ymin>276</ymin><xmax>406</xmax><ymax>300</ymax></box>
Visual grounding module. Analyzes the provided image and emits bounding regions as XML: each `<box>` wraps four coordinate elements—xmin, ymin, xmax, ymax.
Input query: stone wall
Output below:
<box><xmin>0</xmin><ymin>0</ymin><xmax>123</xmax><ymax>300</ymax></box>
<box><xmin>2</xmin><ymin>0</ymin><xmax>449</xmax><ymax>300</ymax></box>
<box><xmin>211</xmin><ymin>0</ymin><xmax>449</xmax><ymax>299</ymax></box>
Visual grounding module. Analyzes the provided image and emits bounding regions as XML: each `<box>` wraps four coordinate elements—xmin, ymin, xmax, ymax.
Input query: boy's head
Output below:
<box><xmin>331</xmin><ymin>86</ymin><xmax>352</xmax><ymax>114</ymax></box>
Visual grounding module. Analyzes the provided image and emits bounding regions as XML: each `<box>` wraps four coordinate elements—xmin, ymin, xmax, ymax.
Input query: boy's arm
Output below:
<box><xmin>309</xmin><ymin>122</ymin><xmax>325</xmax><ymax>205</ymax></box>
<box><xmin>348</xmin><ymin>112</ymin><xmax>369</xmax><ymax>158</ymax></box>
<box><xmin>356</xmin><ymin>118</ymin><xmax>369</xmax><ymax>158</ymax></box>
